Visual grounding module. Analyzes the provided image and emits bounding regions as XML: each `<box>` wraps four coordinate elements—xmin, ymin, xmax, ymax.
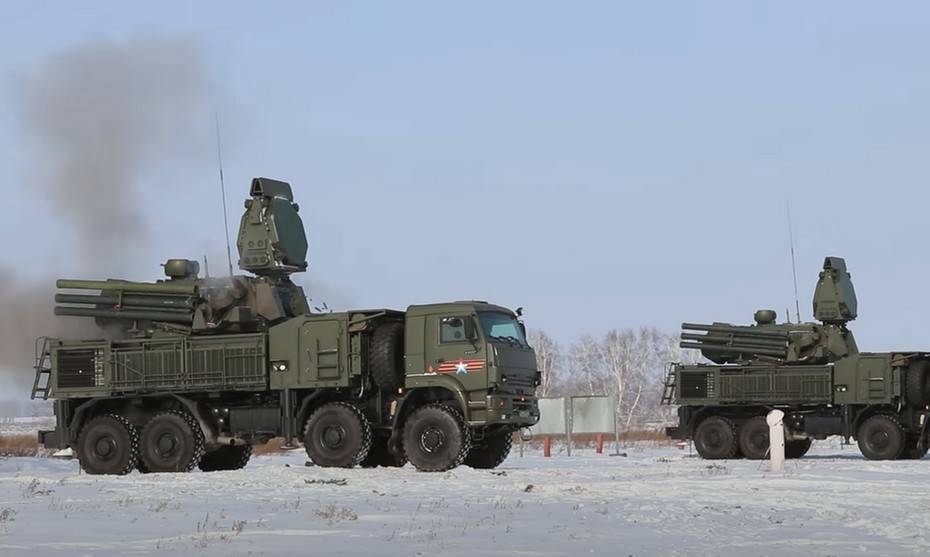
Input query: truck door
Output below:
<box><xmin>299</xmin><ymin>319</ymin><xmax>346</xmax><ymax>387</ymax></box>
<box><xmin>855</xmin><ymin>355</ymin><xmax>893</xmax><ymax>403</ymax></box>
<box><xmin>425</xmin><ymin>313</ymin><xmax>487</xmax><ymax>389</ymax></box>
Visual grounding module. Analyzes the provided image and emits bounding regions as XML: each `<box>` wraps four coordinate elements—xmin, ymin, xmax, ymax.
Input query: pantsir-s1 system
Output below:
<box><xmin>666</xmin><ymin>257</ymin><xmax>930</xmax><ymax>461</ymax></box>
<box><xmin>34</xmin><ymin>178</ymin><xmax>540</xmax><ymax>474</ymax></box>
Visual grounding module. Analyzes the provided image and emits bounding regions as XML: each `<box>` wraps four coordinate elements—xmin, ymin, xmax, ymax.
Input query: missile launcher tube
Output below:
<box><xmin>681</xmin><ymin>323</ymin><xmax>788</xmax><ymax>340</ymax></box>
<box><xmin>56</xmin><ymin>279</ymin><xmax>197</xmax><ymax>295</ymax></box>
<box><xmin>679</xmin><ymin>332</ymin><xmax>788</xmax><ymax>349</ymax></box>
<box><xmin>55</xmin><ymin>293</ymin><xmax>196</xmax><ymax>310</ymax></box>
<box><xmin>53</xmin><ymin>306</ymin><xmax>193</xmax><ymax>324</ymax></box>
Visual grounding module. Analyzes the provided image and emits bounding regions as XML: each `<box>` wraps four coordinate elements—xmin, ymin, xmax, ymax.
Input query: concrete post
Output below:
<box><xmin>767</xmin><ymin>409</ymin><xmax>786</xmax><ymax>473</ymax></box>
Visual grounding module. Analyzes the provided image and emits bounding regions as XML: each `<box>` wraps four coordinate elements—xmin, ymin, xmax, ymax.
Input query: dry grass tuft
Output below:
<box><xmin>0</xmin><ymin>434</ymin><xmax>41</xmax><ymax>457</ymax></box>
<box><xmin>251</xmin><ymin>437</ymin><xmax>295</xmax><ymax>455</ymax></box>
<box><xmin>521</xmin><ymin>430</ymin><xmax>672</xmax><ymax>449</ymax></box>
<box><xmin>618</xmin><ymin>430</ymin><xmax>670</xmax><ymax>442</ymax></box>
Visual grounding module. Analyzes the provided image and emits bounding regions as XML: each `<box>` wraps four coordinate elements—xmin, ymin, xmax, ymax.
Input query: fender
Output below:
<box><xmin>68</xmin><ymin>398</ymin><xmax>101</xmax><ymax>444</ymax></box>
<box><xmin>386</xmin><ymin>384</ymin><xmax>469</xmax><ymax>455</ymax></box>
<box><xmin>66</xmin><ymin>394</ymin><xmax>214</xmax><ymax>445</ymax></box>
<box><xmin>404</xmin><ymin>374</ymin><xmax>472</xmax><ymax>421</ymax></box>
<box><xmin>165</xmin><ymin>394</ymin><xmax>215</xmax><ymax>444</ymax></box>
<box><xmin>294</xmin><ymin>390</ymin><xmax>338</xmax><ymax>435</ymax></box>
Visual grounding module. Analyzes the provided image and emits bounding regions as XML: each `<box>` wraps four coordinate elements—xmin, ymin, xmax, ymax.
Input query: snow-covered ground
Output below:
<box><xmin>0</xmin><ymin>442</ymin><xmax>928</xmax><ymax>556</ymax></box>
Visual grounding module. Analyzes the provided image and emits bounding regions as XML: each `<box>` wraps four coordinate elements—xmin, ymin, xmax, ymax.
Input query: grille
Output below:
<box><xmin>502</xmin><ymin>373</ymin><xmax>536</xmax><ymax>389</ymax></box>
<box><xmin>57</xmin><ymin>349</ymin><xmax>98</xmax><ymax>389</ymax></box>
<box><xmin>680</xmin><ymin>371</ymin><xmax>713</xmax><ymax>399</ymax></box>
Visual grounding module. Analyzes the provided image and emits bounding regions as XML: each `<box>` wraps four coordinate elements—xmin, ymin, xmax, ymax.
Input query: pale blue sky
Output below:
<box><xmin>2</xmin><ymin>2</ymin><xmax>928</xmax><ymax>350</ymax></box>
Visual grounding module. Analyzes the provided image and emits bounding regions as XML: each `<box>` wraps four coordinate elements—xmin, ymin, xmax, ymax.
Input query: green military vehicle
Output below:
<box><xmin>34</xmin><ymin>178</ymin><xmax>540</xmax><ymax>474</ymax></box>
<box><xmin>664</xmin><ymin>257</ymin><xmax>930</xmax><ymax>461</ymax></box>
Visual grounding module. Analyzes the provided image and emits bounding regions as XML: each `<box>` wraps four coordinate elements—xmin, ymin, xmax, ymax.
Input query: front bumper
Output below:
<box><xmin>485</xmin><ymin>394</ymin><xmax>540</xmax><ymax>426</ymax></box>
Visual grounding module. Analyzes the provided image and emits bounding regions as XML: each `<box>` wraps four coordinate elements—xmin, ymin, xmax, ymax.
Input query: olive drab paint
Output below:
<box><xmin>34</xmin><ymin>178</ymin><xmax>540</xmax><ymax>475</ymax></box>
<box><xmin>666</xmin><ymin>257</ymin><xmax>930</xmax><ymax>461</ymax></box>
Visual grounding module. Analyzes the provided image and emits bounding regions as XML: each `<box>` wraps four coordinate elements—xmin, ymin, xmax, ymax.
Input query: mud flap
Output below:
<box><xmin>919</xmin><ymin>413</ymin><xmax>930</xmax><ymax>452</ymax></box>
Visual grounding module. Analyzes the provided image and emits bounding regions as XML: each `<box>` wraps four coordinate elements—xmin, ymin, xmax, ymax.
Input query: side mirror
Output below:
<box><xmin>518</xmin><ymin>321</ymin><xmax>527</xmax><ymax>338</ymax></box>
<box><xmin>464</xmin><ymin>317</ymin><xmax>478</xmax><ymax>340</ymax></box>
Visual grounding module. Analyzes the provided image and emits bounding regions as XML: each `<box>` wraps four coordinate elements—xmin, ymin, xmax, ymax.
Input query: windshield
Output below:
<box><xmin>477</xmin><ymin>312</ymin><xmax>527</xmax><ymax>346</ymax></box>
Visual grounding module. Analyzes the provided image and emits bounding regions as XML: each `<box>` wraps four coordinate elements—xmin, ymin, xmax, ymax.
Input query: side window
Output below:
<box><xmin>440</xmin><ymin>316</ymin><xmax>467</xmax><ymax>343</ymax></box>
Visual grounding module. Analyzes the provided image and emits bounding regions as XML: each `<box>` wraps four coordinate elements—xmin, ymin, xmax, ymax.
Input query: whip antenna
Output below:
<box><xmin>214</xmin><ymin>112</ymin><xmax>234</xmax><ymax>277</ymax></box>
<box><xmin>787</xmin><ymin>201</ymin><xmax>801</xmax><ymax>323</ymax></box>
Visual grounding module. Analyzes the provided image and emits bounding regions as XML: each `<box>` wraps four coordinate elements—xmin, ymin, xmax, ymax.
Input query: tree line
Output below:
<box><xmin>528</xmin><ymin>328</ymin><xmax>699</xmax><ymax>430</ymax></box>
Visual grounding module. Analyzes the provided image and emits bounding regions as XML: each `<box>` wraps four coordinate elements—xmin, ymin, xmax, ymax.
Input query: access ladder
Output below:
<box><xmin>31</xmin><ymin>336</ymin><xmax>54</xmax><ymax>400</ymax></box>
<box><xmin>660</xmin><ymin>364</ymin><xmax>677</xmax><ymax>405</ymax></box>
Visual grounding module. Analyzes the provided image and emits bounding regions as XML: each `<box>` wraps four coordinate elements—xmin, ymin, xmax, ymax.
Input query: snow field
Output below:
<box><xmin>0</xmin><ymin>442</ymin><xmax>927</xmax><ymax>556</ymax></box>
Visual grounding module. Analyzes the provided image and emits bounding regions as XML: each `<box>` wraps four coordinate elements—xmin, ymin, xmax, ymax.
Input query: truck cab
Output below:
<box><xmin>404</xmin><ymin>302</ymin><xmax>539</xmax><ymax>427</ymax></box>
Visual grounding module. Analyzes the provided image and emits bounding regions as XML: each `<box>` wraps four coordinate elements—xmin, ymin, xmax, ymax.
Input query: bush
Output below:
<box><xmin>0</xmin><ymin>434</ymin><xmax>41</xmax><ymax>457</ymax></box>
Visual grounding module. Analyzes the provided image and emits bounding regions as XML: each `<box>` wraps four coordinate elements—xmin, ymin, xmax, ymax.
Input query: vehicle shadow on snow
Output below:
<box><xmin>798</xmin><ymin>453</ymin><xmax>911</xmax><ymax>460</ymax></box>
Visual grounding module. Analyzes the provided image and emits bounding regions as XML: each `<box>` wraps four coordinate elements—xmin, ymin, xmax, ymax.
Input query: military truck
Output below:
<box><xmin>664</xmin><ymin>257</ymin><xmax>930</xmax><ymax>461</ymax></box>
<box><xmin>34</xmin><ymin>178</ymin><xmax>540</xmax><ymax>474</ymax></box>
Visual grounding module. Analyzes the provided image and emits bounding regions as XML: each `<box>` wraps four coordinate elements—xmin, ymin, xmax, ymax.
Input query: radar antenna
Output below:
<box><xmin>786</xmin><ymin>201</ymin><xmax>801</xmax><ymax>323</ymax></box>
<box><xmin>215</xmin><ymin>111</ymin><xmax>234</xmax><ymax>277</ymax></box>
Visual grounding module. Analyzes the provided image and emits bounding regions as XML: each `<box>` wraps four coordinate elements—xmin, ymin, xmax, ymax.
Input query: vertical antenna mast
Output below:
<box><xmin>786</xmin><ymin>201</ymin><xmax>802</xmax><ymax>323</ymax></box>
<box><xmin>214</xmin><ymin>112</ymin><xmax>234</xmax><ymax>277</ymax></box>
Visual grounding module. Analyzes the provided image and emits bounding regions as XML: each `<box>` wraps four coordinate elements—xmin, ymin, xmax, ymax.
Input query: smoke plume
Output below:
<box><xmin>0</xmin><ymin>37</ymin><xmax>210</xmax><ymax>401</ymax></box>
<box><xmin>18</xmin><ymin>37</ymin><xmax>208</xmax><ymax>267</ymax></box>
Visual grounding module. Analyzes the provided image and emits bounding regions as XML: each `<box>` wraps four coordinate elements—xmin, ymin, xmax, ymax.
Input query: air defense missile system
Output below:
<box><xmin>34</xmin><ymin>178</ymin><xmax>540</xmax><ymax>474</ymax></box>
<box><xmin>53</xmin><ymin>178</ymin><xmax>311</xmax><ymax>336</ymax></box>
<box><xmin>664</xmin><ymin>257</ymin><xmax>930</xmax><ymax>461</ymax></box>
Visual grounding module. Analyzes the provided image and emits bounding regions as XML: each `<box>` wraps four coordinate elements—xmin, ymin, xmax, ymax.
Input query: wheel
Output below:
<box><xmin>857</xmin><ymin>415</ymin><xmax>905</xmax><ymax>460</ymax></box>
<box><xmin>198</xmin><ymin>445</ymin><xmax>253</xmax><ymax>471</ymax></box>
<box><xmin>898</xmin><ymin>437</ymin><xmax>928</xmax><ymax>460</ymax></box>
<box><xmin>403</xmin><ymin>403</ymin><xmax>471</xmax><ymax>472</ymax></box>
<box><xmin>360</xmin><ymin>434</ymin><xmax>407</xmax><ymax>468</ymax></box>
<box><xmin>139</xmin><ymin>410</ymin><xmax>205</xmax><ymax>473</ymax></box>
<box><xmin>785</xmin><ymin>438</ymin><xmax>812</xmax><ymax>459</ymax></box>
<box><xmin>76</xmin><ymin>414</ymin><xmax>139</xmax><ymax>475</ymax></box>
<box><xmin>906</xmin><ymin>361</ymin><xmax>930</xmax><ymax>406</ymax></box>
<box><xmin>303</xmin><ymin>402</ymin><xmax>372</xmax><ymax>467</ymax></box>
<box><xmin>464</xmin><ymin>432</ymin><xmax>513</xmax><ymax>469</ymax></box>
<box><xmin>369</xmin><ymin>322</ymin><xmax>405</xmax><ymax>391</ymax></box>
<box><xmin>737</xmin><ymin>416</ymin><xmax>770</xmax><ymax>460</ymax></box>
<box><xmin>693</xmin><ymin>416</ymin><xmax>738</xmax><ymax>460</ymax></box>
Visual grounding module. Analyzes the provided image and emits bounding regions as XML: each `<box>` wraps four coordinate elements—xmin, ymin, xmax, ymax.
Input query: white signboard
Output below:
<box><xmin>570</xmin><ymin>395</ymin><xmax>616</xmax><ymax>434</ymax></box>
<box><xmin>528</xmin><ymin>396</ymin><xmax>616</xmax><ymax>436</ymax></box>
<box><xmin>530</xmin><ymin>398</ymin><xmax>566</xmax><ymax>436</ymax></box>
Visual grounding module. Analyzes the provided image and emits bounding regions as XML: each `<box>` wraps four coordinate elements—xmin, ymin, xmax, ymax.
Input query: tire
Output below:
<box><xmin>693</xmin><ymin>416</ymin><xmax>738</xmax><ymax>460</ymax></box>
<box><xmin>198</xmin><ymin>445</ymin><xmax>253</xmax><ymax>471</ymax></box>
<box><xmin>139</xmin><ymin>410</ymin><xmax>205</xmax><ymax>473</ymax></box>
<box><xmin>857</xmin><ymin>415</ymin><xmax>905</xmax><ymax>460</ymax></box>
<box><xmin>403</xmin><ymin>403</ymin><xmax>471</xmax><ymax>472</ymax></box>
<box><xmin>464</xmin><ymin>433</ymin><xmax>513</xmax><ymax>469</ymax></box>
<box><xmin>369</xmin><ymin>322</ymin><xmax>405</xmax><ymax>391</ymax></box>
<box><xmin>737</xmin><ymin>416</ymin><xmax>770</xmax><ymax>460</ymax></box>
<box><xmin>785</xmin><ymin>438</ymin><xmax>812</xmax><ymax>459</ymax></box>
<box><xmin>76</xmin><ymin>414</ymin><xmax>139</xmax><ymax>475</ymax></box>
<box><xmin>360</xmin><ymin>434</ymin><xmax>407</xmax><ymax>468</ymax></box>
<box><xmin>906</xmin><ymin>361</ymin><xmax>930</xmax><ymax>406</ymax></box>
<box><xmin>303</xmin><ymin>402</ymin><xmax>372</xmax><ymax>467</ymax></box>
<box><xmin>898</xmin><ymin>437</ymin><xmax>928</xmax><ymax>460</ymax></box>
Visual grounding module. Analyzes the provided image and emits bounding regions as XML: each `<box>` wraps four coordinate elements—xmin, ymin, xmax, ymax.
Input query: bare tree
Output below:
<box><xmin>624</xmin><ymin>328</ymin><xmax>665</xmax><ymax>428</ymax></box>
<box><xmin>527</xmin><ymin>329</ymin><xmax>560</xmax><ymax>397</ymax></box>
<box><xmin>529</xmin><ymin>327</ymin><xmax>704</xmax><ymax>431</ymax></box>
<box><xmin>602</xmin><ymin>328</ymin><xmax>634</xmax><ymax>428</ymax></box>
<box><xmin>567</xmin><ymin>335</ymin><xmax>606</xmax><ymax>396</ymax></box>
